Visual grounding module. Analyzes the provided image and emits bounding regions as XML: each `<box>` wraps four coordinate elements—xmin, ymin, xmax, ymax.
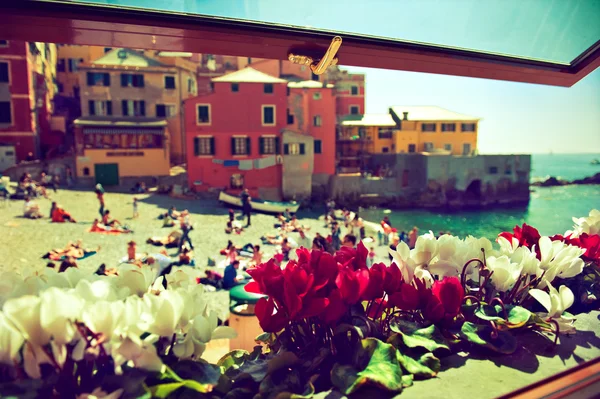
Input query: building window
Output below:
<box><xmin>311</xmin><ymin>72</ymin><xmax>319</xmax><ymax>81</ymax></box>
<box><xmin>164</xmin><ymin>75</ymin><xmax>176</xmax><ymax>89</ymax></box>
<box><xmin>444</xmin><ymin>143</ymin><xmax>452</xmax><ymax>151</ymax></box>
<box><xmin>56</xmin><ymin>59</ymin><xmax>66</xmax><ymax>72</ymax></box>
<box><xmin>196</xmin><ymin>104</ymin><xmax>211</xmax><ymax>125</ymax></box>
<box><xmin>378</xmin><ymin>128</ymin><xmax>393</xmax><ymax>139</ymax></box>
<box><xmin>314</xmin><ymin>140</ymin><xmax>322</xmax><ymax>154</ymax></box>
<box><xmin>505</xmin><ymin>165</ymin><xmax>512</xmax><ymax>175</ymax></box>
<box><xmin>0</xmin><ymin>40</ymin><xmax>8</xmax><ymax>47</ymax></box>
<box><xmin>57</xmin><ymin>82</ymin><xmax>64</xmax><ymax>93</ymax></box>
<box><xmin>287</xmin><ymin>109</ymin><xmax>294</xmax><ymax>125</ymax></box>
<box><xmin>421</xmin><ymin>123</ymin><xmax>436</xmax><ymax>132</ymax></box>
<box><xmin>83</xmin><ymin>167</ymin><xmax>90</xmax><ymax>176</ymax></box>
<box><xmin>313</xmin><ymin>115</ymin><xmax>322</xmax><ymax>127</ymax></box>
<box><xmin>156</xmin><ymin>104</ymin><xmax>176</xmax><ymax>118</ymax></box>
<box><xmin>461</xmin><ymin>123</ymin><xmax>476</xmax><ymax>132</ymax></box>
<box><xmin>104</xmin><ymin>47</ymin><xmax>112</xmax><ymax>53</ymax></box>
<box><xmin>88</xmin><ymin>100</ymin><xmax>112</xmax><ymax>116</ymax></box>
<box><xmin>264</xmin><ymin>83</ymin><xmax>274</xmax><ymax>94</ymax></box>
<box><xmin>313</xmin><ymin>92</ymin><xmax>322</xmax><ymax>100</ymax></box>
<box><xmin>350</xmin><ymin>105</ymin><xmax>360</xmax><ymax>115</ymax></box>
<box><xmin>68</xmin><ymin>58</ymin><xmax>82</xmax><ymax>72</ymax></box>
<box><xmin>287</xmin><ymin>86</ymin><xmax>290</xmax><ymax>96</ymax></box>
<box><xmin>382</xmin><ymin>147</ymin><xmax>389</xmax><ymax>153</ymax></box>
<box><xmin>194</xmin><ymin>136</ymin><xmax>215</xmax><ymax>156</ymax></box>
<box><xmin>463</xmin><ymin>143</ymin><xmax>472</xmax><ymax>155</ymax></box>
<box><xmin>259</xmin><ymin>136</ymin><xmax>278</xmax><ymax>155</ymax></box>
<box><xmin>230</xmin><ymin>173</ymin><xmax>244</xmax><ymax>189</ymax></box>
<box><xmin>121</xmin><ymin>74</ymin><xmax>144</xmax><ymax>88</ymax></box>
<box><xmin>231</xmin><ymin>83</ymin><xmax>239</xmax><ymax>92</ymax></box>
<box><xmin>351</xmin><ymin>85</ymin><xmax>359</xmax><ymax>95</ymax></box>
<box><xmin>441</xmin><ymin>123</ymin><xmax>456</xmax><ymax>132</ymax></box>
<box><xmin>121</xmin><ymin>100</ymin><xmax>145</xmax><ymax>117</ymax></box>
<box><xmin>0</xmin><ymin>62</ymin><xmax>8</xmax><ymax>83</ymax></box>
<box><xmin>232</xmin><ymin>137</ymin><xmax>250</xmax><ymax>155</ymax></box>
<box><xmin>284</xmin><ymin>143</ymin><xmax>305</xmax><ymax>155</ymax></box>
<box><xmin>262</xmin><ymin>105</ymin><xmax>275</xmax><ymax>126</ymax></box>
<box><xmin>423</xmin><ymin>142</ymin><xmax>434</xmax><ymax>151</ymax></box>
<box><xmin>187</xmin><ymin>78</ymin><xmax>195</xmax><ymax>94</ymax></box>
<box><xmin>0</xmin><ymin>102</ymin><xmax>11</xmax><ymax>124</ymax></box>
<box><xmin>489</xmin><ymin>166</ymin><xmax>498</xmax><ymax>174</ymax></box>
<box><xmin>87</xmin><ymin>72</ymin><xmax>110</xmax><ymax>86</ymax></box>
<box><xmin>408</xmin><ymin>144</ymin><xmax>416</xmax><ymax>153</ymax></box>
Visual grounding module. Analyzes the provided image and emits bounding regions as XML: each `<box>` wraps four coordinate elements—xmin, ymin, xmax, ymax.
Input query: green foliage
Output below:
<box><xmin>388</xmin><ymin>319</ymin><xmax>450</xmax><ymax>352</ymax></box>
<box><xmin>460</xmin><ymin>322</ymin><xmax>518</xmax><ymax>354</ymax></box>
<box><xmin>474</xmin><ymin>304</ymin><xmax>532</xmax><ymax>329</ymax></box>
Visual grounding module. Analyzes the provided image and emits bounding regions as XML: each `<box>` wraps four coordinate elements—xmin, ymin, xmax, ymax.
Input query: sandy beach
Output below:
<box><xmin>0</xmin><ymin>189</ymin><xmax>390</xmax><ymax>275</ymax></box>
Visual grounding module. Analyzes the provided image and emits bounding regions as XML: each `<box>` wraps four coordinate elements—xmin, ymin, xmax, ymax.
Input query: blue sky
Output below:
<box><xmin>345</xmin><ymin>66</ymin><xmax>600</xmax><ymax>154</ymax></box>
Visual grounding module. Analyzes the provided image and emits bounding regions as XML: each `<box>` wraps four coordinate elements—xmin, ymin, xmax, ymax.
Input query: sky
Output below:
<box><xmin>85</xmin><ymin>0</ymin><xmax>600</xmax><ymax>154</ymax></box>
<box><xmin>345</xmin><ymin>65</ymin><xmax>600</xmax><ymax>154</ymax></box>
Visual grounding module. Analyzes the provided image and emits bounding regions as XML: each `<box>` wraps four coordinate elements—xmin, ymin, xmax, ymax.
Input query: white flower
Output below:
<box><xmin>569</xmin><ymin>209</ymin><xmax>600</xmax><ymax>238</ymax></box>
<box><xmin>487</xmin><ymin>255</ymin><xmax>522</xmax><ymax>292</ymax></box>
<box><xmin>77</xmin><ymin>387</ymin><xmax>124</xmax><ymax>399</ymax></box>
<box><xmin>3</xmin><ymin>296</ymin><xmax>50</xmax><ymax>346</ymax></box>
<box><xmin>536</xmin><ymin>237</ymin><xmax>585</xmax><ymax>286</ymax></box>
<box><xmin>410</xmin><ymin>232</ymin><xmax>438</xmax><ymax>266</ymax></box>
<box><xmin>0</xmin><ymin>312</ymin><xmax>24</xmax><ymax>364</ymax></box>
<box><xmin>117</xmin><ymin>266</ymin><xmax>155</xmax><ymax>297</ymax></box>
<box><xmin>82</xmin><ymin>300</ymin><xmax>124</xmax><ymax>341</ymax></box>
<box><xmin>529</xmin><ymin>283</ymin><xmax>576</xmax><ymax>334</ymax></box>
<box><xmin>113</xmin><ymin>334</ymin><xmax>163</xmax><ymax>372</ymax></box>
<box><xmin>497</xmin><ymin>235</ymin><xmax>519</xmax><ymax>255</ymax></box>
<box><xmin>142</xmin><ymin>290</ymin><xmax>185</xmax><ymax>337</ymax></box>
<box><xmin>175</xmin><ymin>311</ymin><xmax>236</xmax><ymax>359</ymax></box>
<box><xmin>39</xmin><ymin>288</ymin><xmax>83</xmax><ymax>345</ymax></box>
<box><xmin>166</xmin><ymin>267</ymin><xmax>203</xmax><ymax>290</ymax></box>
<box><xmin>510</xmin><ymin>246</ymin><xmax>540</xmax><ymax>276</ymax></box>
<box><xmin>75</xmin><ymin>279</ymin><xmax>119</xmax><ymax>303</ymax></box>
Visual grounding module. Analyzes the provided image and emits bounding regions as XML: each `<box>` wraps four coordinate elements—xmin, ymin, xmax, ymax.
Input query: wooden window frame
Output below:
<box><xmin>1</xmin><ymin>2</ymin><xmax>596</xmax><ymax>87</ymax></box>
<box><xmin>349</xmin><ymin>105</ymin><xmax>360</xmax><ymax>115</ymax></box>
<box><xmin>196</xmin><ymin>103</ymin><xmax>211</xmax><ymax>126</ymax></box>
<box><xmin>262</xmin><ymin>104</ymin><xmax>276</xmax><ymax>126</ymax></box>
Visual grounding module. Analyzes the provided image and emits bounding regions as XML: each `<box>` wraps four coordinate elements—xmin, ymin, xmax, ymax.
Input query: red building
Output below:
<box><xmin>184</xmin><ymin>67</ymin><xmax>338</xmax><ymax>200</ymax></box>
<box><xmin>0</xmin><ymin>40</ymin><xmax>57</xmax><ymax>162</ymax></box>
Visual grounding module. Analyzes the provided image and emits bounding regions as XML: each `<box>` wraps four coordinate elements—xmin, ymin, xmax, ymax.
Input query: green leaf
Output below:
<box><xmin>332</xmin><ymin>338</ymin><xmax>403</xmax><ymax>395</ymax></box>
<box><xmin>171</xmin><ymin>360</ymin><xmax>221</xmax><ymax>386</ymax></box>
<box><xmin>496</xmin><ymin>306</ymin><xmax>532</xmax><ymax>329</ymax></box>
<box><xmin>311</xmin><ymin>389</ymin><xmax>345</xmax><ymax>399</ymax></box>
<box><xmin>256</xmin><ymin>332</ymin><xmax>275</xmax><ymax>344</ymax></box>
<box><xmin>474</xmin><ymin>304</ymin><xmax>504</xmax><ymax>321</ymax></box>
<box><xmin>401</xmin><ymin>374</ymin><xmax>414</xmax><ymax>388</ymax></box>
<box><xmin>460</xmin><ymin>322</ymin><xmax>518</xmax><ymax>354</ymax></box>
<box><xmin>388</xmin><ymin>320</ymin><xmax>450</xmax><ymax>352</ymax></box>
<box><xmin>218</xmin><ymin>350</ymin><xmax>249</xmax><ymax>370</ymax></box>
<box><xmin>395</xmin><ymin>351</ymin><xmax>439</xmax><ymax>379</ymax></box>
<box><xmin>149</xmin><ymin>379</ymin><xmax>213</xmax><ymax>398</ymax></box>
<box><xmin>267</xmin><ymin>351</ymin><xmax>300</xmax><ymax>374</ymax></box>
<box><xmin>461</xmin><ymin>299</ymin><xmax>479</xmax><ymax>317</ymax></box>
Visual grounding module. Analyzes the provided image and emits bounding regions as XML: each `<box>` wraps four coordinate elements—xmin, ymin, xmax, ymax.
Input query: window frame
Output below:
<box><xmin>349</xmin><ymin>105</ymin><xmax>360</xmax><ymax>115</ymax></box>
<box><xmin>262</xmin><ymin>104</ymin><xmax>276</xmax><ymax>126</ymax></box>
<box><xmin>263</xmin><ymin>83</ymin><xmax>274</xmax><ymax>94</ymax></box>
<box><xmin>461</xmin><ymin>123</ymin><xmax>476</xmax><ymax>132</ymax></box>
<box><xmin>313</xmin><ymin>115</ymin><xmax>322</xmax><ymax>127</ymax></box>
<box><xmin>314</xmin><ymin>139</ymin><xmax>322</xmax><ymax>154</ymax></box>
<box><xmin>4</xmin><ymin>1</ymin><xmax>599</xmax><ymax>87</ymax></box>
<box><xmin>350</xmin><ymin>85</ymin><xmax>359</xmax><ymax>96</ymax></box>
<box><xmin>0</xmin><ymin>100</ymin><xmax>13</xmax><ymax>125</ymax></box>
<box><xmin>232</xmin><ymin>135</ymin><xmax>250</xmax><ymax>156</ymax></box>
<box><xmin>421</xmin><ymin>123</ymin><xmax>437</xmax><ymax>132</ymax></box>
<box><xmin>259</xmin><ymin>135</ymin><xmax>277</xmax><ymax>155</ymax></box>
<box><xmin>0</xmin><ymin>40</ymin><xmax>8</xmax><ymax>48</ymax></box>
<box><xmin>164</xmin><ymin>75</ymin><xmax>176</xmax><ymax>89</ymax></box>
<box><xmin>0</xmin><ymin>61</ymin><xmax>10</xmax><ymax>84</ymax></box>
<box><xmin>196</xmin><ymin>103</ymin><xmax>211</xmax><ymax>125</ymax></box>
<box><xmin>121</xmin><ymin>99</ymin><xmax>145</xmax><ymax>117</ymax></box>
<box><xmin>121</xmin><ymin>73</ymin><xmax>145</xmax><ymax>88</ymax></box>
<box><xmin>156</xmin><ymin>103</ymin><xmax>176</xmax><ymax>118</ymax></box>
<box><xmin>441</xmin><ymin>123</ymin><xmax>456</xmax><ymax>132</ymax></box>
<box><xmin>231</xmin><ymin>83</ymin><xmax>239</xmax><ymax>92</ymax></box>
<box><xmin>423</xmin><ymin>142</ymin><xmax>434</xmax><ymax>151</ymax></box>
<box><xmin>463</xmin><ymin>143</ymin><xmax>472</xmax><ymax>155</ymax></box>
<box><xmin>193</xmin><ymin>135</ymin><xmax>215</xmax><ymax>156</ymax></box>
<box><xmin>443</xmin><ymin>143</ymin><xmax>452</xmax><ymax>151</ymax></box>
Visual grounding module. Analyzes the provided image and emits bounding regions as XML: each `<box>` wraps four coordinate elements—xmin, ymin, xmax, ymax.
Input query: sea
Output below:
<box><xmin>359</xmin><ymin>153</ymin><xmax>600</xmax><ymax>240</ymax></box>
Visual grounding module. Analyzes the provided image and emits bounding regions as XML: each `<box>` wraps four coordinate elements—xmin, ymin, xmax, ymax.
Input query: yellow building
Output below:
<box><xmin>56</xmin><ymin>45</ymin><xmax>106</xmax><ymax>96</ymax></box>
<box><xmin>78</xmin><ymin>48</ymin><xmax>198</xmax><ymax>164</ymax></box>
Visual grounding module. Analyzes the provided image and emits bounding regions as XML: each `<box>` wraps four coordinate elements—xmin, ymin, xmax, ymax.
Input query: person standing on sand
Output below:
<box><xmin>178</xmin><ymin>210</ymin><xmax>194</xmax><ymax>253</ymax></box>
<box><xmin>66</xmin><ymin>166</ymin><xmax>74</xmax><ymax>188</ymax></box>
<box><xmin>132</xmin><ymin>198</ymin><xmax>139</xmax><ymax>219</ymax></box>
<box><xmin>95</xmin><ymin>184</ymin><xmax>105</xmax><ymax>217</ymax></box>
<box><xmin>241</xmin><ymin>189</ymin><xmax>252</xmax><ymax>226</ymax></box>
<box><xmin>409</xmin><ymin>226</ymin><xmax>418</xmax><ymax>249</ymax></box>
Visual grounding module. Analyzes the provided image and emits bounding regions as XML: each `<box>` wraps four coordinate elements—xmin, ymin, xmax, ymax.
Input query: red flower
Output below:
<box><xmin>255</xmin><ymin>297</ymin><xmax>289</xmax><ymax>333</ymax></box>
<box><xmin>578</xmin><ymin>233</ymin><xmax>600</xmax><ymax>262</ymax></box>
<box><xmin>388</xmin><ymin>283</ymin><xmax>419</xmax><ymax>311</ymax></box>
<box><xmin>367</xmin><ymin>298</ymin><xmax>387</xmax><ymax>319</ymax></box>
<box><xmin>361</xmin><ymin>263</ymin><xmax>386</xmax><ymax>301</ymax></box>
<box><xmin>334</xmin><ymin>241</ymin><xmax>368</xmax><ymax>270</ymax></box>
<box><xmin>320</xmin><ymin>288</ymin><xmax>348</xmax><ymax>324</ymax></box>
<box><xmin>383</xmin><ymin>263</ymin><xmax>403</xmax><ymax>295</ymax></box>
<box><xmin>335</xmin><ymin>266</ymin><xmax>369</xmax><ymax>304</ymax></box>
<box><xmin>309</xmin><ymin>250</ymin><xmax>339</xmax><ymax>292</ymax></box>
<box><xmin>499</xmin><ymin>223</ymin><xmax>541</xmax><ymax>250</ymax></box>
<box><xmin>431</xmin><ymin>277</ymin><xmax>464</xmax><ymax>317</ymax></box>
<box><xmin>245</xmin><ymin>259</ymin><xmax>285</xmax><ymax>303</ymax></box>
<box><xmin>423</xmin><ymin>295</ymin><xmax>445</xmax><ymax>324</ymax></box>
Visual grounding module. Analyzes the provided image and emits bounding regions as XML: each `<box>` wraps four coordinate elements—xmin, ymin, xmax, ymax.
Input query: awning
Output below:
<box><xmin>83</xmin><ymin>127</ymin><xmax>164</xmax><ymax>135</ymax></box>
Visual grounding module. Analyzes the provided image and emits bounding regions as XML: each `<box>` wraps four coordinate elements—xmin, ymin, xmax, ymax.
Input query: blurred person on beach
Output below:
<box><xmin>409</xmin><ymin>226</ymin><xmax>418</xmax><ymax>249</ymax></box>
<box><xmin>168</xmin><ymin>206</ymin><xmax>180</xmax><ymax>220</ymax></box>
<box><xmin>66</xmin><ymin>166</ymin><xmax>74</xmax><ymax>188</ymax></box>
<box><xmin>342</xmin><ymin>234</ymin><xmax>357</xmax><ymax>248</ymax></box>
<box><xmin>58</xmin><ymin>257</ymin><xmax>78</xmax><ymax>273</ymax></box>
<box><xmin>132</xmin><ymin>197</ymin><xmax>139</xmax><ymax>219</ymax></box>
<box><xmin>229</xmin><ymin>208</ymin><xmax>235</xmax><ymax>223</ymax></box>
<box><xmin>297</xmin><ymin>229</ymin><xmax>312</xmax><ymax>249</ymax></box>
<box><xmin>389</xmin><ymin>234</ymin><xmax>400</xmax><ymax>261</ymax></box>
<box><xmin>95</xmin><ymin>184</ymin><xmax>105</xmax><ymax>217</ymax></box>
<box><xmin>241</xmin><ymin>189</ymin><xmax>252</xmax><ymax>226</ymax></box>
<box><xmin>102</xmin><ymin>210</ymin><xmax>121</xmax><ymax>227</ymax></box>
<box><xmin>250</xmin><ymin>245</ymin><xmax>263</xmax><ymax>266</ymax></box>
<box><xmin>127</xmin><ymin>241</ymin><xmax>137</xmax><ymax>262</ymax></box>
<box><xmin>51</xmin><ymin>203</ymin><xmax>77</xmax><ymax>223</ymax></box>
<box><xmin>23</xmin><ymin>196</ymin><xmax>42</xmax><ymax>219</ymax></box>
<box><xmin>223</xmin><ymin>260</ymin><xmax>242</xmax><ymax>289</ymax></box>
<box><xmin>367</xmin><ymin>247</ymin><xmax>376</xmax><ymax>268</ymax></box>
<box><xmin>281</xmin><ymin>238</ymin><xmax>292</xmax><ymax>261</ymax></box>
<box><xmin>331</xmin><ymin>222</ymin><xmax>341</xmax><ymax>251</ymax></box>
<box><xmin>178</xmin><ymin>210</ymin><xmax>194</xmax><ymax>253</ymax></box>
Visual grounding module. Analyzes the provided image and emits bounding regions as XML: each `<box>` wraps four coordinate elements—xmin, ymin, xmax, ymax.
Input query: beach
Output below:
<box><xmin>0</xmin><ymin>189</ymin><xmax>390</xmax><ymax>275</ymax></box>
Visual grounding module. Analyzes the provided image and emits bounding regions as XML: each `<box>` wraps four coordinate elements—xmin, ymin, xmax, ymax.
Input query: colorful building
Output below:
<box><xmin>0</xmin><ymin>40</ymin><xmax>58</xmax><ymax>162</ymax></box>
<box><xmin>322</xmin><ymin>66</ymin><xmax>366</xmax><ymax>119</ymax></box>
<box><xmin>77</xmin><ymin>48</ymin><xmax>197</xmax><ymax>164</ymax></box>
<box><xmin>184</xmin><ymin>67</ymin><xmax>338</xmax><ymax>200</ymax></box>
<box><xmin>56</xmin><ymin>44</ymin><xmax>106</xmax><ymax>97</ymax></box>
<box><xmin>337</xmin><ymin>106</ymin><xmax>480</xmax><ymax>173</ymax></box>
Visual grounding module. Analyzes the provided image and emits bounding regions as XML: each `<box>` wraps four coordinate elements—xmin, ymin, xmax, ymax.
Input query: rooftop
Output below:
<box><xmin>74</xmin><ymin>116</ymin><xmax>167</xmax><ymax>127</ymax></box>
<box><xmin>157</xmin><ymin>51</ymin><xmax>193</xmax><ymax>58</ymax></box>
<box><xmin>211</xmin><ymin>67</ymin><xmax>288</xmax><ymax>83</ymax></box>
<box><xmin>287</xmin><ymin>80</ymin><xmax>335</xmax><ymax>89</ymax></box>
<box><xmin>91</xmin><ymin>48</ymin><xmax>166</xmax><ymax>67</ymax></box>
<box><xmin>341</xmin><ymin>114</ymin><xmax>397</xmax><ymax>127</ymax></box>
<box><xmin>389</xmin><ymin>106</ymin><xmax>480</xmax><ymax>121</ymax></box>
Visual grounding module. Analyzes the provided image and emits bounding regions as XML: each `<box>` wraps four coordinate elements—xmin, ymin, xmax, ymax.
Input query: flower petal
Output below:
<box><xmin>529</xmin><ymin>289</ymin><xmax>551</xmax><ymax>314</ymax></box>
<box><xmin>558</xmin><ymin>285</ymin><xmax>574</xmax><ymax>313</ymax></box>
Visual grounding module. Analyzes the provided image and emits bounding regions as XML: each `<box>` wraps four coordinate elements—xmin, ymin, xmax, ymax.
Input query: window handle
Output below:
<box><xmin>288</xmin><ymin>36</ymin><xmax>342</xmax><ymax>75</ymax></box>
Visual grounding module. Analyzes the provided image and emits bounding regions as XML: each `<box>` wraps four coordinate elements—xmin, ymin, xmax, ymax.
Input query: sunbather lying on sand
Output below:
<box><xmin>146</xmin><ymin>230</ymin><xmax>182</xmax><ymax>247</ymax></box>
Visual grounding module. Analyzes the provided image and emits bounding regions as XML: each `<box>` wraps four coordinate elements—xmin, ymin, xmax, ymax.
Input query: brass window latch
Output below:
<box><xmin>288</xmin><ymin>36</ymin><xmax>342</xmax><ymax>75</ymax></box>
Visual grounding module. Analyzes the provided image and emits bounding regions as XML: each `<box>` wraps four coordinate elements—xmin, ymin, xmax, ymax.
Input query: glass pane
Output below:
<box><xmin>66</xmin><ymin>0</ymin><xmax>600</xmax><ymax>64</ymax></box>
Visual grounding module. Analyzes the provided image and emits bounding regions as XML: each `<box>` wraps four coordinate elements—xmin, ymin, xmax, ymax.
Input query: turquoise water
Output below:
<box><xmin>360</xmin><ymin>154</ymin><xmax>600</xmax><ymax>240</ymax></box>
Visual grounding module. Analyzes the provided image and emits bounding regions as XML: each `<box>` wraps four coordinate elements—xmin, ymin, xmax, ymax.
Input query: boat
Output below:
<box><xmin>218</xmin><ymin>191</ymin><xmax>300</xmax><ymax>214</ymax></box>
<box><xmin>591</xmin><ymin>158</ymin><xmax>600</xmax><ymax>165</ymax></box>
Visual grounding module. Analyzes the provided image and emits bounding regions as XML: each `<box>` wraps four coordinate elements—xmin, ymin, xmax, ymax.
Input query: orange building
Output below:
<box><xmin>56</xmin><ymin>45</ymin><xmax>106</xmax><ymax>97</ymax></box>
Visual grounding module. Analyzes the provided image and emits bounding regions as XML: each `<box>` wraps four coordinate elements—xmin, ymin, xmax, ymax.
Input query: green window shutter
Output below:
<box><xmin>210</xmin><ymin>137</ymin><xmax>215</xmax><ymax>155</ymax></box>
<box><xmin>246</xmin><ymin>137</ymin><xmax>251</xmax><ymax>155</ymax></box>
<box><xmin>259</xmin><ymin>137</ymin><xmax>265</xmax><ymax>155</ymax></box>
<box><xmin>88</xmin><ymin>100</ymin><xmax>95</xmax><ymax>116</ymax></box>
<box><xmin>106</xmin><ymin>101</ymin><xmax>112</xmax><ymax>116</ymax></box>
<box><xmin>283</xmin><ymin>144</ymin><xmax>289</xmax><ymax>155</ymax></box>
<box><xmin>194</xmin><ymin>137</ymin><xmax>199</xmax><ymax>156</ymax></box>
<box><xmin>299</xmin><ymin>143</ymin><xmax>305</xmax><ymax>155</ymax></box>
<box><xmin>231</xmin><ymin>137</ymin><xmax>236</xmax><ymax>155</ymax></box>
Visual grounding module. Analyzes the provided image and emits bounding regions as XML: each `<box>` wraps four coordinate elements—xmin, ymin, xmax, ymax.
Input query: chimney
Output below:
<box><xmin>403</xmin><ymin>112</ymin><xmax>409</xmax><ymax>121</ymax></box>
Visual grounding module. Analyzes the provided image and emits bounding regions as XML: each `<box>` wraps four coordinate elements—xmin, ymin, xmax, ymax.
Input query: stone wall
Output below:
<box><xmin>3</xmin><ymin>156</ymin><xmax>75</xmax><ymax>183</ymax></box>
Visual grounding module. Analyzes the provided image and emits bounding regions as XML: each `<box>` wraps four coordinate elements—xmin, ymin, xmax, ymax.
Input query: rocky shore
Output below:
<box><xmin>531</xmin><ymin>172</ymin><xmax>600</xmax><ymax>187</ymax></box>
